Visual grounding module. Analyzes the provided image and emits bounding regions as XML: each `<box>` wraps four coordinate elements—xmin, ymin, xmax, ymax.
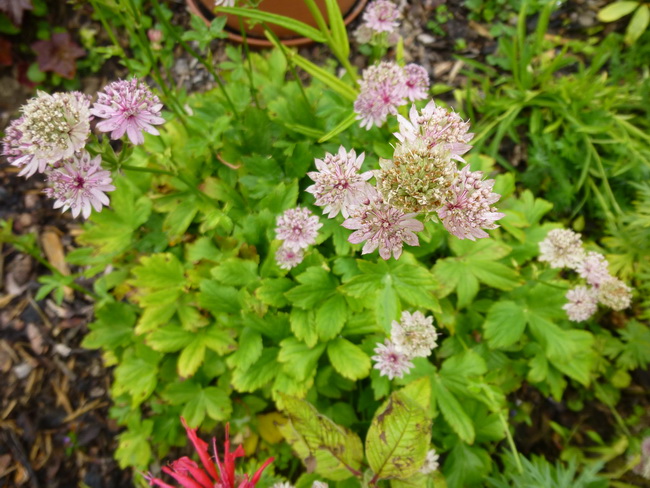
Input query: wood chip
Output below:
<box><xmin>40</xmin><ymin>228</ymin><xmax>73</xmax><ymax>301</ymax></box>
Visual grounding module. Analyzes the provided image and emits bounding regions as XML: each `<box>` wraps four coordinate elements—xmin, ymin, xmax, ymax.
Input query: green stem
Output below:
<box><xmin>119</xmin><ymin>163</ymin><xmax>175</xmax><ymax>176</ymax></box>
<box><xmin>263</xmin><ymin>24</ymin><xmax>312</xmax><ymax>110</ymax></box>
<box><xmin>238</xmin><ymin>16</ymin><xmax>260</xmax><ymax>109</ymax></box>
<box><xmin>150</xmin><ymin>0</ymin><xmax>240</xmax><ymax>118</ymax></box>
<box><xmin>593</xmin><ymin>383</ymin><xmax>633</xmax><ymax>439</ymax></box>
<box><xmin>17</xmin><ymin>244</ymin><xmax>99</xmax><ymax>300</ymax></box>
<box><xmin>89</xmin><ymin>0</ymin><xmax>125</xmax><ymax>57</ymax></box>
<box><xmin>497</xmin><ymin>409</ymin><xmax>524</xmax><ymax>474</ymax></box>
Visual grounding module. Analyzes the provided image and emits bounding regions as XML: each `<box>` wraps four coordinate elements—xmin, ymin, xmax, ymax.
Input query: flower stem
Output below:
<box><xmin>150</xmin><ymin>0</ymin><xmax>240</xmax><ymax>118</ymax></box>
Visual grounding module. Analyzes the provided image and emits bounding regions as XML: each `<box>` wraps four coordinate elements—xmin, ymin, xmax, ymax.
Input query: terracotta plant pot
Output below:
<box><xmin>186</xmin><ymin>0</ymin><xmax>368</xmax><ymax>47</ymax></box>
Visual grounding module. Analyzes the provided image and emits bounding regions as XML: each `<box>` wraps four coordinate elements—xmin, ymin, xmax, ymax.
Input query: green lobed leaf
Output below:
<box><xmin>316</xmin><ymin>293</ymin><xmax>348</xmax><ymax>340</ymax></box>
<box><xmin>290</xmin><ymin>308</ymin><xmax>319</xmax><ymax>348</ymax></box>
<box><xmin>483</xmin><ymin>300</ymin><xmax>527</xmax><ymax>349</ymax></box>
<box><xmin>285</xmin><ymin>266</ymin><xmax>339</xmax><ymax>309</ymax></box>
<box><xmin>278</xmin><ymin>394</ymin><xmax>364</xmax><ymax>481</ymax></box>
<box><xmin>131</xmin><ymin>253</ymin><xmax>185</xmax><ymax>289</ymax></box>
<box><xmin>226</xmin><ymin>328</ymin><xmax>263</xmax><ymax>372</ymax></box>
<box><xmin>82</xmin><ymin>302</ymin><xmax>136</xmax><ymax>350</ymax></box>
<box><xmin>232</xmin><ymin>347</ymin><xmax>280</xmax><ymax>392</ymax></box>
<box><xmin>431</xmin><ymin>377</ymin><xmax>474</xmax><ymax>444</ymax></box>
<box><xmin>327</xmin><ymin>338</ymin><xmax>370</xmax><ymax>380</ymax></box>
<box><xmin>278</xmin><ymin>337</ymin><xmax>326</xmax><ymax>382</ymax></box>
<box><xmin>211</xmin><ymin>258</ymin><xmax>259</xmax><ymax>287</ymax></box>
<box><xmin>177</xmin><ymin>335</ymin><xmax>206</xmax><ymax>377</ymax></box>
<box><xmin>366</xmin><ymin>389</ymin><xmax>432</xmax><ymax>481</ymax></box>
<box><xmin>256</xmin><ymin>278</ymin><xmax>295</xmax><ymax>308</ymax></box>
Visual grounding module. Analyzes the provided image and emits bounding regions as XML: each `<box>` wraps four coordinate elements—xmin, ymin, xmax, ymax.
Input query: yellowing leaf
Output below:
<box><xmin>278</xmin><ymin>394</ymin><xmax>363</xmax><ymax>481</ymax></box>
<box><xmin>366</xmin><ymin>390</ymin><xmax>431</xmax><ymax>481</ymax></box>
<box><xmin>258</xmin><ymin>412</ymin><xmax>287</xmax><ymax>444</ymax></box>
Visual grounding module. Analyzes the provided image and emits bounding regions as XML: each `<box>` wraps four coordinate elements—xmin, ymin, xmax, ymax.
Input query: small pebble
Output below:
<box><xmin>54</xmin><ymin>343</ymin><xmax>72</xmax><ymax>357</ymax></box>
<box><xmin>13</xmin><ymin>362</ymin><xmax>33</xmax><ymax>379</ymax></box>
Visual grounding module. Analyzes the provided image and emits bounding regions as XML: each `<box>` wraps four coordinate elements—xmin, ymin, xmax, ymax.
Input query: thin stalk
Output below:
<box><xmin>149</xmin><ymin>0</ymin><xmax>240</xmax><ymax>117</ymax></box>
<box><xmin>89</xmin><ymin>0</ymin><xmax>125</xmax><ymax>57</ymax></box>
<box><xmin>20</xmin><ymin>246</ymin><xmax>99</xmax><ymax>300</ymax></box>
<box><xmin>119</xmin><ymin>163</ymin><xmax>175</xmax><ymax>176</ymax></box>
<box><xmin>593</xmin><ymin>383</ymin><xmax>633</xmax><ymax>439</ymax></box>
<box><xmin>238</xmin><ymin>16</ymin><xmax>260</xmax><ymax>109</ymax></box>
<box><xmin>498</xmin><ymin>409</ymin><xmax>524</xmax><ymax>474</ymax></box>
<box><xmin>263</xmin><ymin>24</ymin><xmax>312</xmax><ymax>109</ymax></box>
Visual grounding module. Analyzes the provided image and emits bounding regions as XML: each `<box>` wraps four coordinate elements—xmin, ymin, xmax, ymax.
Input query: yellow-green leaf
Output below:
<box><xmin>366</xmin><ymin>390</ymin><xmax>431</xmax><ymax>481</ymax></box>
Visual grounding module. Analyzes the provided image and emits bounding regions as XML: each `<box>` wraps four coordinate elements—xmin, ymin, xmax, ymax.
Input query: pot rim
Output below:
<box><xmin>186</xmin><ymin>0</ymin><xmax>369</xmax><ymax>47</ymax></box>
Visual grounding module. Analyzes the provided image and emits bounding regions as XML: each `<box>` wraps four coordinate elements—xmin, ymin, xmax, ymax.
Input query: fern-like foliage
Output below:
<box><xmin>487</xmin><ymin>452</ymin><xmax>606</xmax><ymax>488</ymax></box>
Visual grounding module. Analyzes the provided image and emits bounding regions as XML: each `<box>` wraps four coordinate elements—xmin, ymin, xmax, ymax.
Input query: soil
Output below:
<box><xmin>0</xmin><ymin>0</ymin><xmax>647</xmax><ymax>487</ymax></box>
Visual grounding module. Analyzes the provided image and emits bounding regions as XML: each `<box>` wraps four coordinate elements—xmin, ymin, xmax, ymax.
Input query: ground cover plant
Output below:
<box><xmin>1</xmin><ymin>0</ymin><xmax>650</xmax><ymax>487</ymax></box>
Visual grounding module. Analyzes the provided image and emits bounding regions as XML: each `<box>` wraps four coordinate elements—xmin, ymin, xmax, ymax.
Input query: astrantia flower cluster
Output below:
<box><xmin>354</xmin><ymin>61</ymin><xmax>430</xmax><ymax>130</ymax></box>
<box><xmin>354</xmin><ymin>0</ymin><xmax>401</xmax><ymax>46</ymax></box>
<box><xmin>372</xmin><ymin>310</ymin><xmax>438</xmax><ymax>380</ymax></box>
<box><xmin>274</xmin><ymin>207</ymin><xmax>322</xmax><ymax>270</ymax></box>
<box><xmin>538</xmin><ymin>228</ymin><xmax>633</xmax><ymax>321</ymax></box>
<box><xmin>305</xmin><ymin>99</ymin><xmax>503</xmax><ymax>259</ymax></box>
<box><xmin>1</xmin><ymin>78</ymin><xmax>164</xmax><ymax>219</ymax></box>
<box><xmin>145</xmin><ymin>418</ymin><xmax>273</xmax><ymax>488</ymax></box>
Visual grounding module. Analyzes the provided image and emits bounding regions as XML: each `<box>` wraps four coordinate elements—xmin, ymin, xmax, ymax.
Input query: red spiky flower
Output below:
<box><xmin>145</xmin><ymin>418</ymin><xmax>274</xmax><ymax>488</ymax></box>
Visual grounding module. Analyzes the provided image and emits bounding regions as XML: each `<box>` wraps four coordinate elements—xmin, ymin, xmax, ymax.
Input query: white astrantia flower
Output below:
<box><xmin>420</xmin><ymin>449</ymin><xmax>440</xmax><ymax>474</ymax></box>
<box><xmin>597</xmin><ymin>277</ymin><xmax>632</xmax><ymax>311</ymax></box>
<box><xmin>271</xmin><ymin>483</ymin><xmax>294</xmax><ymax>488</ymax></box>
<box><xmin>538</xmin><ymin>228</ymin><xmax>585</xmax><ymax>269</ymax></box>
<box><xmin>311</xmin><ymin>482</ymin><xmax>329</xmax><ymax>488</ymax></box>
<box><xmin>391</xmin><ymin>310</ymin><xmax>438</xmax><ymax>358</ymax></box>
<box><xmin>3</xmin><ymin>91</ymin><xmax>91</xmax><ymax>177</ymax></box>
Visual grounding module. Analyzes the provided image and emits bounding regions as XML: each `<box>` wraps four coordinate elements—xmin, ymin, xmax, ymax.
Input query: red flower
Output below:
<box><xmin>146</xmin><ymin>418</ymin><xmax>274</xmax><ymax>488</ymax></box>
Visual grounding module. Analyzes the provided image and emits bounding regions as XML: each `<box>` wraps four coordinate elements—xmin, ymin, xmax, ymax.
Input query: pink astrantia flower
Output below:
<box><xmin>91</xmin><ymin>78</ymin><xmax>165</xmax><ymax>145</ymax></box>
<box><xmin>44</xmin><ymin>151</ymin><xmax>115</xmax><ymax>219</ymax></box>
<box><xmin>361</xmin><ymin>0</ymin><xmax>400</xmax><ymax>33</ymax></box>
<box><xmin>275</xmin><ymin>207</ymin><xmax>322</xmax><ymax>251</ymax></box>
<box><xmin>372</xmin><ymin>339</ymin><xmax>414</xmax><ymax>380</ymax></box>
<box><xmin>146</xmin><ymin>418</ymin><xmax>273</xmax><ymax>488</ymax></box>
<box><xmin>275</xmin><ymin>245</ymin><xmax>304</xmax><ymax>270</ymax></box>
<box><xmin>395</xmin><ymin>101</ymin><xmax>473</xmax><ymax>160</ymax></box>
<box><xmin>2</xmin><ymin>91</ymin><xmax>91</xmax><ymax>177</ymax></box>
<box><xmin>305</xmin><ymin>146</ymin><xmax>374</xmax><ymax>218</ymax></box>
<box><xmin>576</xmin><ymin>251</ymin><xmax>610</xmax><ymax>286</ymax></box>
<box><xmin>342</xmin><ymin>188</ymin><xmax>423</xmax><ymax>260</ymax></box>
<box><xmin>354</xmin><ymin>62</ymin><xmax>407</xmax><ymax>130</ymax></box>
<box><xmin>563</xmin><ymin>286</ymin><xmax>598</xmax><ymax>322</ymax></box>
<box><xmin>1</xmin><ymin>116</ymin><xmax>30</xmax><ymax>169</ymax></box>
<box><xmin>436</xmin><ymin>165</ymin><xmax>504</xmax><ymax>240</ymax></box>
<box><xmin>403</xmin><ymin>64</ymin><xmax>430</xmax><ymax>102</ymax></box>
